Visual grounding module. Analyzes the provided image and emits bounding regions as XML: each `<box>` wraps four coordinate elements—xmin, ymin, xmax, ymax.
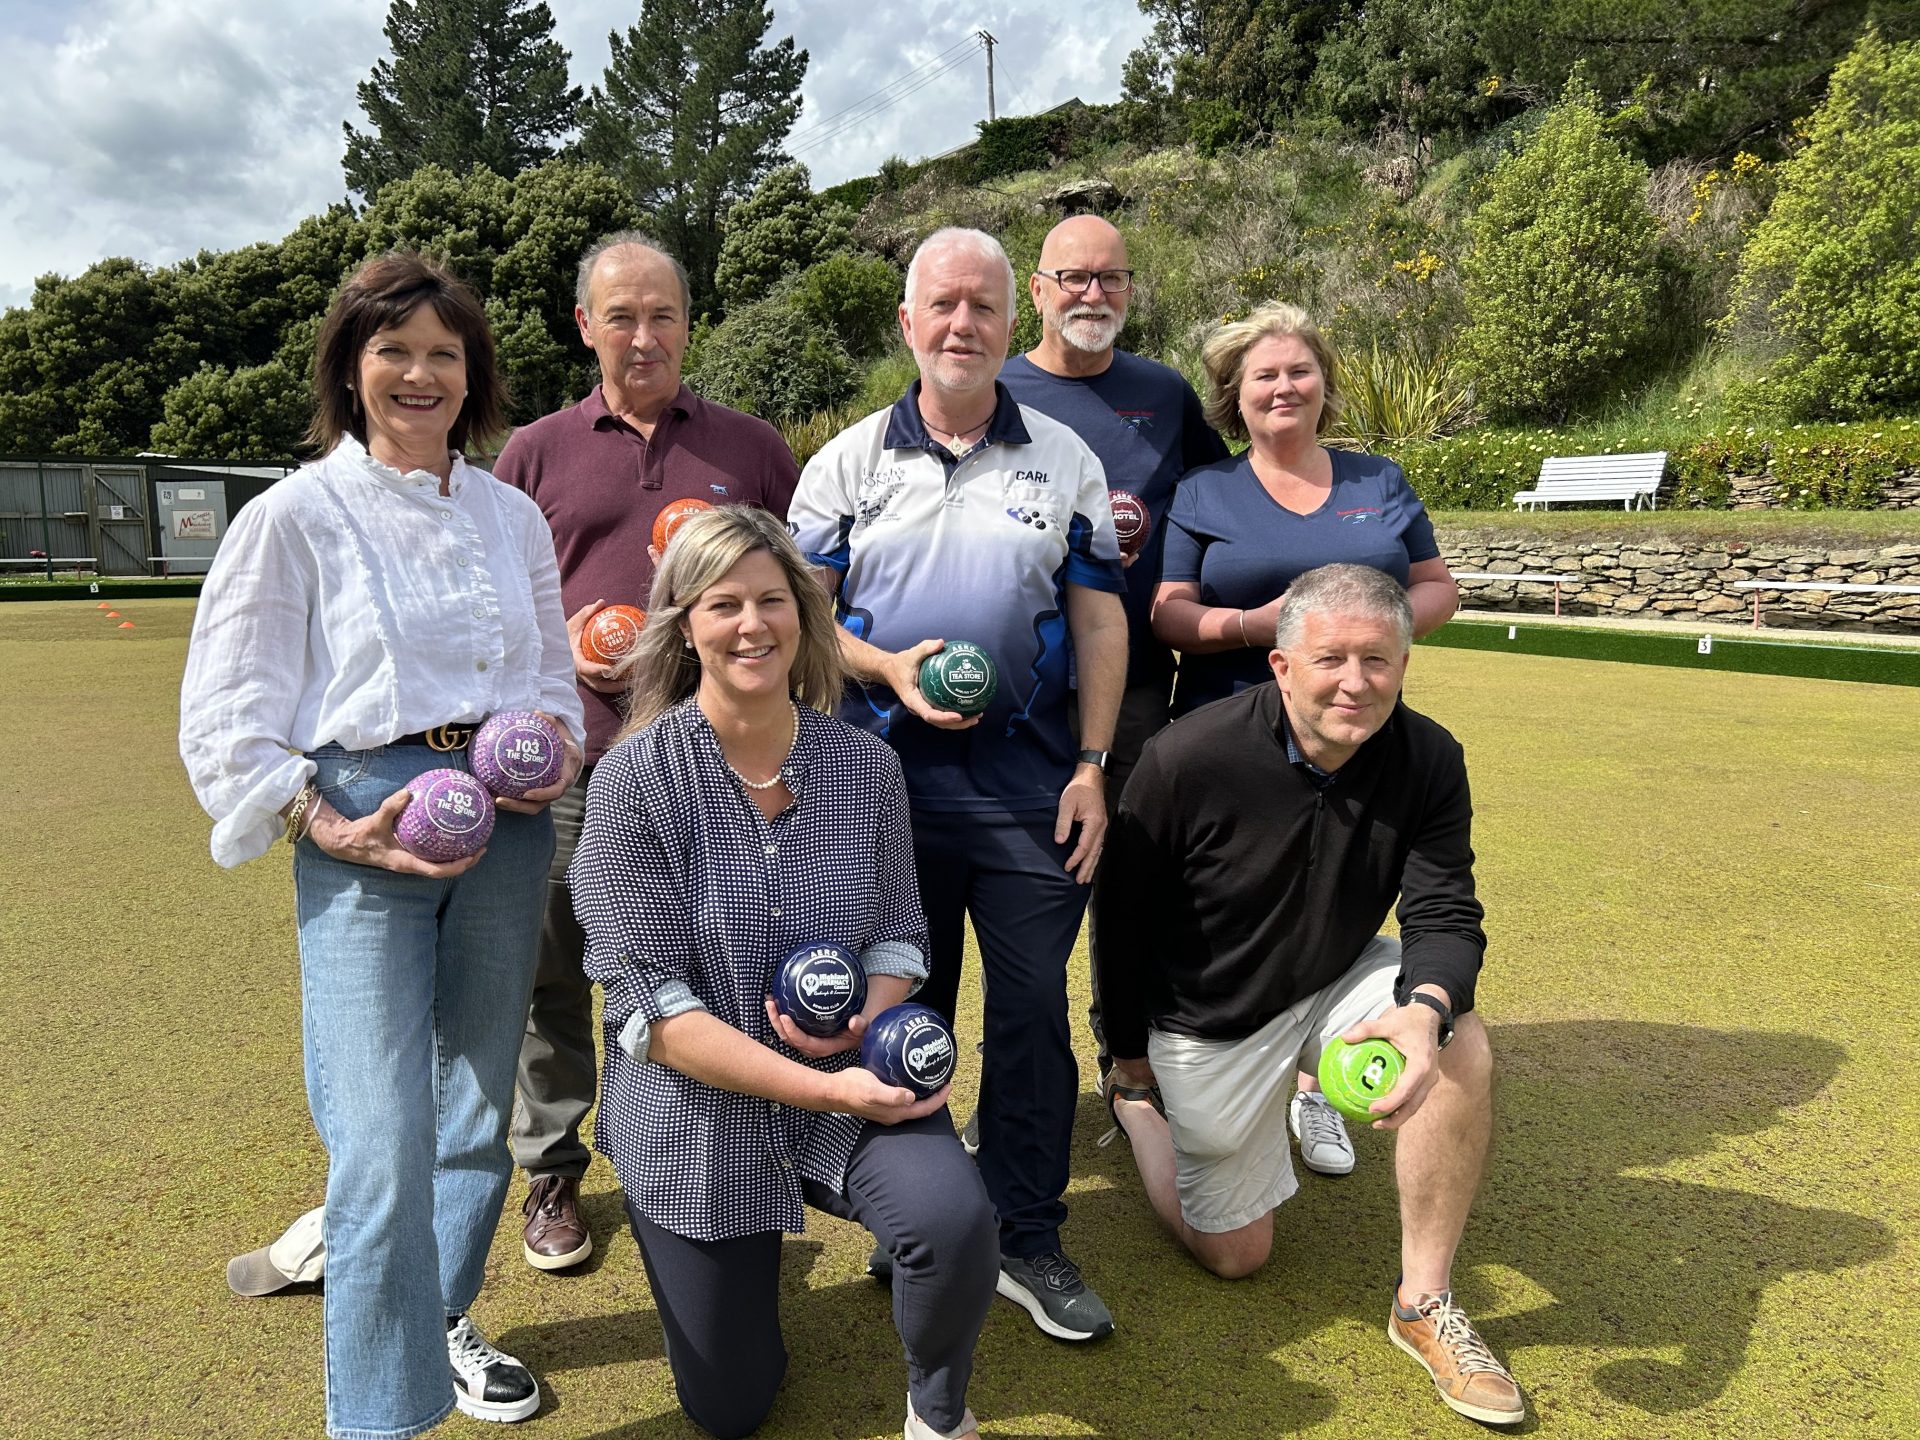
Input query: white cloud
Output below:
<box><xmin>0</xmin><ymin>0</ymin><xmax>1151</xmax><ymax>304</ymax></box>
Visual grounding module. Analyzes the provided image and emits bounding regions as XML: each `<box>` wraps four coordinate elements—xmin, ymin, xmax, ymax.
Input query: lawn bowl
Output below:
<box><xmin>652</xmin><ymin>498</ymin><xmax>713</xmax><ymax>553</ymax></box>
<box><xmin>860</xmin><ymin>1003</ymin><xmax>957</xmax><ymax>1100</ymax></box>
<box><xmin>917</xmin><ymin>641</ymin><xmax>998</xmax><ymax>717</ymax></box>
<box><xmin>1109</xmin><ymin>490</ymin><xmax>1151</xmax><ymax>557</ymax></box>
<box><xmin>581</xmin><ymin>604</ymin><xmax>647</xmax><ymax>667</ymax></box>
<box><xmin>470</xmin><ymin>710</ymin><xmax>566</xmax><ymax>800</ymax></box>
<box><xmin>771</xmin><ymin>941</ymin><xmax>868</xmax><ymax>1038</ymax></box>
<box><xmin>1317</xmin><ymin>1037</ymin><xmax>1406</xmax><ymax>1124</ymax></box>
<box><xmin>395</xmin><ymin>768</ymin><xmax>496</xmax><ymax>862</ymax></box>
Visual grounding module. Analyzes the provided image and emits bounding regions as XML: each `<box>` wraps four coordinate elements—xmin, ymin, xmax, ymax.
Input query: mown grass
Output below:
<box><xmin>1431</xmin><ymin>508</ymin><xmax>1920</xmax><ymax>545</ymax></box>
<box><xmin>4</xmin><ymin>599</ymin><xmax>1918</xmax><ymax>1439</ymax></box>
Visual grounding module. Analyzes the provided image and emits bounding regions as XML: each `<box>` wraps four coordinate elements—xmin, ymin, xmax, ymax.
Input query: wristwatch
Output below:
<box><xmin>1404</xmin><ymin>992</ymin><xmax>1455</xmax><ymax>1049</ymax></box>
<box><xmin>1075</xmin><ymin>748</ymin><xmax>1111</xmax><ymax>772</ymax></box>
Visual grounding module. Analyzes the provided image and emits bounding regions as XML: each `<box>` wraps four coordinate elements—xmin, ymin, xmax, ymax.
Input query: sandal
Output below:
<box><xmin>1097</xmin><ymin>1068</ymin><xmax>1165</xmax><ymax>1148</ymax></box>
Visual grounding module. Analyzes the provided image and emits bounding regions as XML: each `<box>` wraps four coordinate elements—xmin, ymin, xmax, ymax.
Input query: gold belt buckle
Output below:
<box><xmin>425</xmin><ymin>723</ymin><xmax>472</xmax><ymax>752</ymax></box>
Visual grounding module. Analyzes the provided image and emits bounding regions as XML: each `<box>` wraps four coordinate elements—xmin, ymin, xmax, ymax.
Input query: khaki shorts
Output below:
<box><xmin>1147</xmin><ymin>935</ymin><xmax>1402</xmax><ymax>1233</ymax></box>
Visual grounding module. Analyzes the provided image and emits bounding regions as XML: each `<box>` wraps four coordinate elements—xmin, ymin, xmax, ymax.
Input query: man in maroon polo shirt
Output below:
<box><xmin>495</xmin><ymin>231</ymin><xmax>799</xmax><ymax>1270</ymax></box>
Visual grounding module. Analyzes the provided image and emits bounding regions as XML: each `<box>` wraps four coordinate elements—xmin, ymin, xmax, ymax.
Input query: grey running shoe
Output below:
<box><xmin>996</xmin><ymin>1250</ymin><xmax>1115</xmax><ymax>1341</ymax></box>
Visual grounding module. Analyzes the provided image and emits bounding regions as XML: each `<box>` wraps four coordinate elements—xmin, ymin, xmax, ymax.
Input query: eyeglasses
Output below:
<box><xmin>1037</xmin><ymin>269</ymin><xmax>1134</xmax><ymax>295</ymax></box>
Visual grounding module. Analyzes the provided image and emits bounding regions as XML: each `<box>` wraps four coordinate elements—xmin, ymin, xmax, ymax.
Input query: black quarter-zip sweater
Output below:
<box><xmin>1095</xmin><ymin>681</ymin><xmax>1486</xmax><ymax>1060</ymax></box>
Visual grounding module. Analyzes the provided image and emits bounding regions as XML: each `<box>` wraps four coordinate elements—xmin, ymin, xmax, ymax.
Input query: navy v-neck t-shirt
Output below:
<box><xmin>1160</xmin><ymin>447</ymin><xmax>1439</xmax><ymax>715</ymax></box>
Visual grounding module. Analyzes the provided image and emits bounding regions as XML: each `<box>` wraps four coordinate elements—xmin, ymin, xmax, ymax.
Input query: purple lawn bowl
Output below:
<box><xmin>396</xmin><ymin>768</ymin><xmax>496</xmax><ymax>862</ymax></box>
<box><xmin>470</xmin><ymin>710</ymin><xmax>566</xmax><ymax>800</ymax></box>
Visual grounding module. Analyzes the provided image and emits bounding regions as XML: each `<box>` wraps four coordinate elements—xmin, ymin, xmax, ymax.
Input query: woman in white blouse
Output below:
<box><xmin>179</xmin><ymin>252</ymin><xmax>584</xmax><ymax>1437</ymax></box>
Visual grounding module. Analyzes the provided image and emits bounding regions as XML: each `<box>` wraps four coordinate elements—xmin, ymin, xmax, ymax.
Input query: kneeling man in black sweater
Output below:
<box><xmin>1098</xmin><ymin>562</ymin><xmax>1524</xmax><ymax>1427</ymax></box>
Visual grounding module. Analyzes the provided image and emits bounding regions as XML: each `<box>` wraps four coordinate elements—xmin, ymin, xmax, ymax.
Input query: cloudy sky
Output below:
<box><xmin>0</xmin><ymin>0</ymin><xmax>1150</xmax><ymax>310</ymax></box>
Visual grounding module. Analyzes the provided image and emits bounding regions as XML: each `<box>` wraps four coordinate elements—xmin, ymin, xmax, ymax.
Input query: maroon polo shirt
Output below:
<box><xmin>494</xmin><ymin>383</ymin><xmax>799</xmax><ymax>760</ymax></box>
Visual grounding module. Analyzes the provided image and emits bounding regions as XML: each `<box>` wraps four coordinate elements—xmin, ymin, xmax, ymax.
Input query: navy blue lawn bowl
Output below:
<box><xmin>771</xmin><ymin>941</ymin><xmax>868</xmax><ymax>1038</ymax></box>
<box><xmin>859</xmin><ymin>1003</ymin><xmax>957</xmax><ymax>1100</ymax></box>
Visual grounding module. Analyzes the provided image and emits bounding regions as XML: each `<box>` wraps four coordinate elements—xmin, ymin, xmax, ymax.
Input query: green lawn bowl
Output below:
<box><xmin>918</xmin><ymin>641</ymin><xmax>999</xmax><ymax>716</ymax></box>
<box><xmin>1317</xmin><ymin>1037</ymin><xmax>1406</xmax><ymax>1124</ymax></box>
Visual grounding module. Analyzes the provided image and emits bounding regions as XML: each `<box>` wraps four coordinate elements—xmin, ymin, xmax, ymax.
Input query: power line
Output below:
<box><xmin>787</xmin><ymin>36</ymin><xmax>980</xmax><ymax>142</ymax></box>
<box><xmin>788</xmin><ymin>46</ymin><xmax>982</xmax><ymax>156</ymax></box>
<box><xmin>787</xmin><ymin>40</ymin><xmax>985</xmax><ymax>158</ymax></box>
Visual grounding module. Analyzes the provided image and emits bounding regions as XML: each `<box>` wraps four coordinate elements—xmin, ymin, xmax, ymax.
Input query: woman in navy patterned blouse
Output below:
<box><xmin>570</xmin><ymin>506</ymin><xmax>997</xmax><ymax>1440</ymax></box>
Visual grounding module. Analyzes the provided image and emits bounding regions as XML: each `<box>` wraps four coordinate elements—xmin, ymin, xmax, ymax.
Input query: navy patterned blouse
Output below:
<box><xmin>571</xmin><ymin>696</ymin><xmax>929</xmax><ymax>1241</ymax></box>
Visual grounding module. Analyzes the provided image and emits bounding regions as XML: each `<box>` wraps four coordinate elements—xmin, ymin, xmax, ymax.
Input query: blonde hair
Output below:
<box><xmin>616</xmin><ymin>506</ymin><xmax>847</xmax><ymax>738</ymax></box>
<box><xmin>1199</xmin><ymin>301</ymin><xmax>1344</xmax><ymax>442</ymax></box>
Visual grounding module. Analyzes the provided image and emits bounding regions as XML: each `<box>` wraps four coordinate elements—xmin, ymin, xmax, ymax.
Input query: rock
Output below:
<box><xmin>1042</xmin><ymin>179</ymin><xmax>1122</xmax><ymax>214</ymax></box>
<box><xmin>1613</xmin><ymin>594</ymin><xmax>1650</xmax><ymax>612</ymax></box>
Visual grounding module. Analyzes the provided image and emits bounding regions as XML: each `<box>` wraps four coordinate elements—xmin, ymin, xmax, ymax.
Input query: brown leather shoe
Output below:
<box><xmin>521</xmin><ymin>1175</ymin><xmax>592</xmax><ymax>1271</ymax></box>
<box><xmin>1389</xmin><ymin>1290</ymin><xmax>1525</xmax><ymax>1425</ymax></box>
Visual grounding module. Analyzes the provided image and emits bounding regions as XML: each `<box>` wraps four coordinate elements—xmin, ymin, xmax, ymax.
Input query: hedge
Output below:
<box><xmin>1399</xmin><ymin>419</ymin><xmax>1920</xmax><ymax>510</ymax></box>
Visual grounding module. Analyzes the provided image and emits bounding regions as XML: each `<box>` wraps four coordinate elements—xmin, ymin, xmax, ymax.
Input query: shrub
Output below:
<box><xmin>1330</xmin><ymin>343</ymin><xmax>1477</xmax><ymax>452</ymax></box>
<box><xmin>1459</xmin><ymin>84</ymin><xmax>1661</xmax><ymax>421</ymax></box>
<box><xmin>1722</xmin><ymin>28</ymin><xmax>1920</xmax><ymax>420</ymax></box>
<box><xmin>1672</xmin><ymin>423</ymin><xmax>1920</xmax><ymax>509</ymax></box>
<box><xmin>682</xmin><ymin>296</ymin><xmax>858</xmax><ymax>425</ymax></box>
<box><xmin>971</xmin><ymin>114</ymin><xmax>1069</xmax><ymax>181</ymax></box>
<box><xmin>787</xmin><ymin>253</ymin><xmax>901</xmax><ymax>359</ymax></box>
<box><xmin>149</xmin><ymin>360</ymin><xmax>310</xmax><ymax>461</ymax></box>
<box><xmin>713</xmin><ymin>164</ymin><xmax>855</xmax><ymax>311</ymax></box>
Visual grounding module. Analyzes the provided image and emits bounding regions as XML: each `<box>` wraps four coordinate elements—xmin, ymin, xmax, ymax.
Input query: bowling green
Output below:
<box><xmin>2</xmin><ymin>597</ymin><xmax>1916</xmax><ymax>1438</ymax></box>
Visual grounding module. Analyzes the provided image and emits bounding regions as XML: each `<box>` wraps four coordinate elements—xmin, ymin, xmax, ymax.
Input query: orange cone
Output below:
<box><xmin>97</xmin><ymin>601</ymin><xmax>111</xmax><ymax>609</ymax></box>
<box><xmin>106</xmin><ymin>611</ymin><xmax>122</xmax><ymax>618</ymax></box>
<box><xmin>118</xmin><ymin>621</ymin><xmax>135</xmax><ymax>629</ymax></box>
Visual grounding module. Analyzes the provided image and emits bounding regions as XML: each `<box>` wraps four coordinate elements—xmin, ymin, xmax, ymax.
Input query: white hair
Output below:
<box><xmin>904</xmin><ymin>227</ymin><xmax>1018</xmax><ymax>314</ymax></box>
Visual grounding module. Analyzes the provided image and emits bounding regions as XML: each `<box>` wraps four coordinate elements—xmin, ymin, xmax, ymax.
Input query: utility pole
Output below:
<box><xmin>978</xmin><ymin>30</ymin><xmax>997</xmax><ymax>121</ymax></box>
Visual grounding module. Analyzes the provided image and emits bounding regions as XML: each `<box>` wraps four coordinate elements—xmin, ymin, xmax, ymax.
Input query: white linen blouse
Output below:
<box><xmin>179</xmin><ymin>436</ymin><xmax>585</xmax><ymax>867</ymax></box>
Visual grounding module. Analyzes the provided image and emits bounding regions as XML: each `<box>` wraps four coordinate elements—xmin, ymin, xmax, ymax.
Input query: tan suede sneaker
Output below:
<box><xmin>1389</xmin><ymin>1290</ymin><xmax>1525</xmax><ymax>1425</ymax></box>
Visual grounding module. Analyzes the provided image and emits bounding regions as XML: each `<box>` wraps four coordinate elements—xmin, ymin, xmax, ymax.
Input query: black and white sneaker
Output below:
<box><xmin>446</xmin><ymin>1314</ymin><xmax>540</xmax><ymax>1423</ymax></box>
<box><xmin>996</xmin><ymin>1250</ymin><xmax>1115</xmax><ymax>1342</ymax></box>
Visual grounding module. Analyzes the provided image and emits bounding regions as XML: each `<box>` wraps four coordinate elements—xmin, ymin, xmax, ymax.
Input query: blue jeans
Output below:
<box><xmin>295</xmin><ymin>743</ymin><xmax>554</xmax><ymax>1439</ymax></box>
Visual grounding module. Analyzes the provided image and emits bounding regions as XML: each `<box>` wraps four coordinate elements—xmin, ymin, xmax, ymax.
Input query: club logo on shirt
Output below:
<box><xmin>1007</xmin><ymin>505</ymin><xmax>1052</xmax><ymax>531</ymax></box>
<box><xmin>709</xmin><ymin>483</ymin><xmax>731</xmax><ymax>495</ymax></box>
<box><xmin>857</xmin><ymin>480</ymin><xmax>906</xmax><ymax>526</ymax></box>
<box><xmin>1339</xmin><ymin>507</ymin><xmax>1382</xmax><ymax>525</ymax></box>
<box><xmin>1115</xmin><ymin>410</ymin><xmax>1156</xmax><ymax>432</ymax></box>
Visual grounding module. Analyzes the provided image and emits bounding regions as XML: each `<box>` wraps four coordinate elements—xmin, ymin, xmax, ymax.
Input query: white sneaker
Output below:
<box><xmin>446</xmin><ymin>1314</ymin><xmax>540</xmax><ymax>1423</ymax></box>
<box><xmin>905</xmin><ymin>1389</ymin><xmax>979</xmax><ymax>1439</ymax></box>
<box><xmin>1289</xmin><ymin>1089</ymin><xmax>1355</xmax><ymax>1176</ymax></box>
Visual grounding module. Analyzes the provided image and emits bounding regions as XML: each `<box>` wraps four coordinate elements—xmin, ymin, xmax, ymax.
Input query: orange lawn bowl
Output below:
<box><xmin>652</xmin><ymin>498</ymin><xmax>714</xmax><ymax>553</ymax></box>
<box><xmin>581</xmin><ymin>604</ymin><xmax>648</xmax><ymax>667</ymax></box>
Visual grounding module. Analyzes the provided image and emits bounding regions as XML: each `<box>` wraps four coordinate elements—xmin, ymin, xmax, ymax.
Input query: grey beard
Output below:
<box><xmin>1056</xmin><ymin>312</ymin><xmax>1122</xmax><ymax>353</ymax></box>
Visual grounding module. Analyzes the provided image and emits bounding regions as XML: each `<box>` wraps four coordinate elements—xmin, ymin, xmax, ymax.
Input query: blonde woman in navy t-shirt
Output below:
<box><xmin>1150</xmin><ymin>301</ymin><xmax>1460</xmax><ymax>1178</ymax></box>
<box><xmin>1153</xmin><ymin>302</ymin><xmax>1459</xmax><ymax>720</ymax></box>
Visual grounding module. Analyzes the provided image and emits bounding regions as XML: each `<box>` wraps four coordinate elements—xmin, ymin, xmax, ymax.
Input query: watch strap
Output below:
<box><xmin>1075</xmin><ymin>748</ymin><xmax>1110</xmax><ymax>772</ymax></box>
<box><xmin>1404</xmin><ymin>991</ymin><xmax>1454</xmax><ymax>1046</ymax></box>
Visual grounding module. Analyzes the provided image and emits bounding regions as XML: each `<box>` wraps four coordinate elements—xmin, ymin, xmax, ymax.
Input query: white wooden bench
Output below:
<box><xmin>1730</xmin><ymin>579</ymin><xmax>1920</xmax><ymax>627</ymax></box>
<box><xmin>1513</xmin><ymin>452</ymin><xmax>1667</xmax><ymax>511</ymax></box>
<box><xmin>1453</xmin><ymin>570</ymin><xmax>1583</xmax><ymax>616</ymax></box>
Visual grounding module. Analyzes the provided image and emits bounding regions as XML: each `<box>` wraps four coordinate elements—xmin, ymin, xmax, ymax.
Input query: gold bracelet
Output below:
<box><xmin>284</xmin><ymin>783</ymin><xmax>319</xmax><ymax>845</ymax></box>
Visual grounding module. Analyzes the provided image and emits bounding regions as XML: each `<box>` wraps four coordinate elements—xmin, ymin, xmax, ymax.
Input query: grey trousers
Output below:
<box><xmin>624</xmin><ymin>1111</ymin><xmax>998</xmax><ymax>1439</ymax></box>
<box><xmin>509</xmin><ymin>767</ymin><xmax>596</xmax><ymax>1179</ymax></box>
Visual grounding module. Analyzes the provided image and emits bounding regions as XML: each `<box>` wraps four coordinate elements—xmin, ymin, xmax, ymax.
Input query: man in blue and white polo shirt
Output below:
<box><xmin>790</xmin><ymin>226</ymin><xmax>1130</xmax><ymax>1343</ymax></box>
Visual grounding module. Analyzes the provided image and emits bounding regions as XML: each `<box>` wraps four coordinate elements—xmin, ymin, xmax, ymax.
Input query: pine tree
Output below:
<box><xmin>343</xmin><ymin>0</ymin><xmax>582</xmax><ymax>199</ymax></box>
<box><xmin>580</xmin><ymin>0</ymin><xmax>807</xmax><ymax>316</ymax></box>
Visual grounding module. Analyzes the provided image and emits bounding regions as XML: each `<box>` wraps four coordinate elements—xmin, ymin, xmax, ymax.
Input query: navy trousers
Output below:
<box><xmin>910</xmin><ymin>806</ymin><xmax>1090</xmax><ymax>1258</ymax></box>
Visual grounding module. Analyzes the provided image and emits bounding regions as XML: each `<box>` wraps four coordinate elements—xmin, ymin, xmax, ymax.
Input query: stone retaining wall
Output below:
<box><xmin>1725</xmin><ymin>468</ymin><xmax>1920</xmax><ymax>509</ymax></box>
<box><xmin>1439</xmin><ymin>531</ymin><xmax>1920</xmax><ymax>631</ymax></box>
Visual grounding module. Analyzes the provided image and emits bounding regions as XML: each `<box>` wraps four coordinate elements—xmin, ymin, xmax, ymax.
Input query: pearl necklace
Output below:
<box><xmin>724</xmin><ymin>700</ymin><xmax>798</xmax><ymax>791</ymax></box>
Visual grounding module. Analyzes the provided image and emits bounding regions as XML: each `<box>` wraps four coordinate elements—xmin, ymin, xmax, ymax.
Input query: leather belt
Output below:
<box><xmin>392</xmin><ymin>723</ymin><xmax>476</xmax><ymax>752</ymax></box>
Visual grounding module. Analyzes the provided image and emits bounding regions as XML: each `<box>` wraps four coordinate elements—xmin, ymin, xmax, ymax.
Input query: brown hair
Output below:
<box><xmin>307</xmin><ymin>251</ymin><xmax>507</xmax><ymax>455</ymax></box>
<box><xmin>1199</xmin><ymin>301</ymin><xmax>1344</xmax><ymax>442</ymax></box>
<box><xmin>616</xmin><ymin>506</ymin><xmax>848</xmax><ymax>739</ymax></box>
